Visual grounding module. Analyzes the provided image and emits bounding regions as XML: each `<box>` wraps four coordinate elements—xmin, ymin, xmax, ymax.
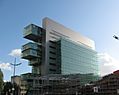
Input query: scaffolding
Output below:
<box><xmin>32</xmin><ymin>74</ymin><xmax>80</xmax><ymax>95</ymax></box>
<box><xmin>21</xmin><ymin>73</ymin><xmax>98</xmax><ymax>95</ymax></box>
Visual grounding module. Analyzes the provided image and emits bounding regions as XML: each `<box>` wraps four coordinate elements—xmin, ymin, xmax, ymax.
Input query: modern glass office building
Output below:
<box><xmin>22</xmin><ymin>17</ymin><xmax>98</xmax><ymax>76</ymax></box>
<box><xmin>21</xmin><ymin>18</ymin><xmax>99</xmax><ymax>94</ymax></box>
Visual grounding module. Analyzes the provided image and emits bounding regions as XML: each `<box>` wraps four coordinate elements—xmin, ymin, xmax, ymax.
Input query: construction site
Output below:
<box><xmin>21</xmin><ymin>73</ymin><xmax>98</xmax><ymax>95</ymax></box>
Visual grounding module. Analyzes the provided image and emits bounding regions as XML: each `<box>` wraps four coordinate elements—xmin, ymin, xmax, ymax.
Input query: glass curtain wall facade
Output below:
<box><xmin>59</xmin><ymin>38</ymin><xmax>98</xmax><ymax>75</ymax></box>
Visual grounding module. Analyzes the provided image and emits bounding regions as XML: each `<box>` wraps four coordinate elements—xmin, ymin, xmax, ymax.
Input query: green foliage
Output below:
<box><xmin>0</xmin><ymin>69</ymin><xmax>3</xmax><ymax>92</ymax></box>
<box><xmin>2</xmin><ymin>82</ymin><xmax>12</xmax><ymax>95</ymax></box>
<box><xmin>2</xmin><ymin>82</ymin><xmax>20</xmax><ymax>95</ymax></box>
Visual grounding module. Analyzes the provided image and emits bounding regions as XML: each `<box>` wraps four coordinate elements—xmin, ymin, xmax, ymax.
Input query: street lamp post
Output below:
<box><xmin>113</xmin><ymin>35</ymin><xmax>119</xmax><ymax>40</ymax></box>
<box><xmin>10</xmin><ymin>58</ymin><xmax>22</xmax><ymax>95</ymax></box>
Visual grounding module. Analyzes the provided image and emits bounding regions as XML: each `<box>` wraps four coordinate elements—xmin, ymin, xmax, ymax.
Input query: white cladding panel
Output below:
<box><xmin>43</xmin><ymin>17</ymin><xmax>95</xmax><ymax>50</ymax></box>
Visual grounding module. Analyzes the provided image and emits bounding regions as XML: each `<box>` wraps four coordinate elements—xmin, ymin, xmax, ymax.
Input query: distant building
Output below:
<box><xmin>11</xmin><ymin>76</ymin><xmax>27</xmax><ymax>95</ymax></box>
<box><xmin>11</xmin><ymin>76</ymin><xmax>21</xmax><ymax>85</ymax></box>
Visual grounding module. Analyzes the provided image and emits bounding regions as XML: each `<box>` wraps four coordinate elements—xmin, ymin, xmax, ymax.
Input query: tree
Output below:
<box><xmin>0</xmin><ymin>69</ymin><xmax>3</xmax><ymax>94</ymax></box>
<box><xmin>2</xmin><ymin>82</ymin><xmax>12</xmax><ymax>95</ymax></box>
<box><xmin>2</xmin><ymin>82</ymin><xmax>20</xmax><ymax>95</ymax></box>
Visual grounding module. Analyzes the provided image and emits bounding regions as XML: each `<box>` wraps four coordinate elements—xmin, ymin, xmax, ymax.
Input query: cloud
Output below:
<box><xmin>98</xmin><ymin>53</ymin><xmax>119</xmax><ymax>76</ymax></box>
<box><xmin>9</xmin><ymin>49</ymin><xmax>21</xmax><ymax>57</ymax></box>
<box><xmin>0</xmin><ymin>62</ymin><xmax>11</xmax><ymax>70</ymax></box>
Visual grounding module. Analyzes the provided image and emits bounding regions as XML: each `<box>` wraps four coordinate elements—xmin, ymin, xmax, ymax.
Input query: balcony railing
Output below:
<box><xmin>22</xmin><ymin>49</ymin><xmax>41</xmax><ymax>59</ymax></box>
<box><xmin>22</xmin><ymin>42</ymin><xmax>41</xmax><ymax>51</ymax></box>
<box><xmin>23</xmin><ymin>24</ymin><xmax>42</xmax><ymax>41</ymax></box>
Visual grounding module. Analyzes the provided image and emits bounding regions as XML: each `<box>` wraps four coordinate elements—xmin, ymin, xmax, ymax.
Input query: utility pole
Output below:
<box><xmin>10</xmin><ymin>58</ymin><xmax>22</xmax><ymax>95</ymax></box>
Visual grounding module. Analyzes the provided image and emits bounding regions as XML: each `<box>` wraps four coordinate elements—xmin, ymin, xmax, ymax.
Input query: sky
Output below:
<box><xmin>1</xmin><ymin>0</ymin><xmax>119</xmax><ymax>81</ymax></box>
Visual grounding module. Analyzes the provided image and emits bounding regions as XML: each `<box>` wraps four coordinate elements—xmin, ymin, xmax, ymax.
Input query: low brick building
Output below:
<box><xmin>95</xmin><ymin>70</ymin><xmax>119</xmax><ymax>95</ymax></box>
